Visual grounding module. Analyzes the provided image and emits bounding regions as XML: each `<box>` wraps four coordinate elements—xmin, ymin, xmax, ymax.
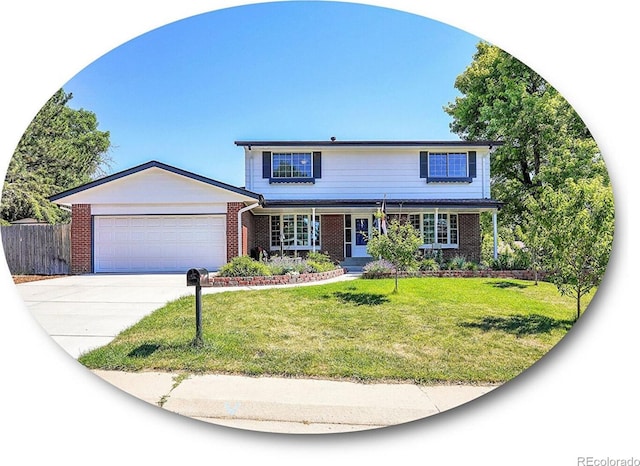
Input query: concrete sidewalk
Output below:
<box><xmin>17</xmin><ymin>272</ymin><xmax>498</xmax><ymax>434</ymax></box>
<box><xmin>93</xmin><ymin>370</ymin><xmax>498</xmax><ymax>434</ymax></box>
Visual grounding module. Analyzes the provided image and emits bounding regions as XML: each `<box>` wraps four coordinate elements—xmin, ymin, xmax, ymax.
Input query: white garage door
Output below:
<box><xmin>94</xmin><ymin>215</ymin><xmax>226</xmax><ymax>273</ymax></box>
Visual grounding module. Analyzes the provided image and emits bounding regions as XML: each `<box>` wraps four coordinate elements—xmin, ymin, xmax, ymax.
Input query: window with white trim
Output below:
<box><xmin>429</xmin><ymin>152</ymin><xmax>468</xmax><ymax>178</ymax></box>
<box><xmin>270</xmin><ymin>214</ymin><xmax>320</xmax><ymax>249</ymax></box>
<box><xmin>272</xmin><ymin>153</ymin><xmax>313</xmax><ymax>179</ymax></box>
<box><xmin>415</xmin><ymin>213</ymin><xmax>459</xmax><ymax>247</ymax></box>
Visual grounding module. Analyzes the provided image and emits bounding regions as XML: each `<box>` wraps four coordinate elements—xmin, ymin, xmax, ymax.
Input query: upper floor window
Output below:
<box><xmin>428</xmin><ymin>152</ymin><xmax>467</xmax><ymax>178</ymax></box>
<box><xmin>420</xmin><ymin>150</ymin><xmax>476</xmax><ymax>183</ymax></box>
<box><xmin>272</xmin><ymin>152</ymin><xmax>313</xmax><ymax>178</ymax></box>
<box><xmin>262</xmin><ymin>151</ymin><xmax>322</xmax><ymax>184</ymax></box>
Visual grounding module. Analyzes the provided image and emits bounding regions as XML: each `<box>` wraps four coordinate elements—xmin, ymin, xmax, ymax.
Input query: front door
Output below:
<box><xmin>352</xmin><ymin>216</ymin><xmax>370</xmax><ymax>257</ymax></box>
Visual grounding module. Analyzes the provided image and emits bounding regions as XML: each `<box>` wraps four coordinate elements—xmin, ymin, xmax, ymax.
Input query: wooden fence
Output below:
<box><xmin>1</xmin><ymin>224</ymin><xmax>71</xmax><ymax>275</ymax></box>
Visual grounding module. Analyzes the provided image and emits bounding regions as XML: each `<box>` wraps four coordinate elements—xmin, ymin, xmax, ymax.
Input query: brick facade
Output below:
<box><xmin>226</xmin><ymin>202</ymin><xmax>244</xmax><ymax>260</ymax></box>
<box><xmin>70</xmin><ymin>204</ymin><xmax>92</xmax><ymax>274</ymax></box>
<box><xmin>455</xmin><ymin>213</ymin><xmax>481</xmax><ymax>262</ymax></box>
<box><xmin>320</xmin><ymin>214</ymin><xmax>345</xmax><ymax>262</ymax></box>
<box><xmin>253</xmin><ymin>215</ymin><xmax>271</xmax><ymax>253</ymax></box>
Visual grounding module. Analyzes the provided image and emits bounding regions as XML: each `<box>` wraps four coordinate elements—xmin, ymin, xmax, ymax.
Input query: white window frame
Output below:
<box><xmin>428</xmin><ymin>152</ymin><xmax>468</xmax><ymax>178</ymax></box>
<box><xmin>407</xmin><ymin>212</ymin><xmax>460</xmax><ymax>248</ymax></box>
<box><xmin>271</xmin><ymin>152</ymin><xmax>313</xmax><ymax>179</ymax></box>
<box><xmin>270</xmin><ymin>213</ymin><xmax>320</xmax><ymax>250</ymax></box>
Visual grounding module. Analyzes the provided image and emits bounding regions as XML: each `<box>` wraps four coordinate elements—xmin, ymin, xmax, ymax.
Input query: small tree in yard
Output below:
<box><xmin>366</xmin><ymin>219</ymin><xmax>422</xmax><ymax>293</ymax></box>
<box><xmin>536</xmin><ymin>177</ymin><xmax>614</xmax><ymax>320</ymax></box>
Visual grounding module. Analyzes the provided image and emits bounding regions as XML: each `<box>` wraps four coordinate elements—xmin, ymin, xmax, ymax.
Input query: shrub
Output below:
<box><xmin>306</xmin><ymin>251</ymin><xmax>333</xmax><ymax>264</ymax></box>
<box><xmin>266</xmin><ymin>256</ymin><xmax>306</xmax><ymax>275</ymax></box>
<box><xmin>363</xmin><ymin>259</ymin><xmax>396</xmax><ymax>278</ymax></box>
<box><xmin>423</xmin><ymin>248</ymin><xmax>444</xmax><ymax>267</ymax></box>
<box><xmin>489</xmin><ymin>249</ymin><xmax>531</xmax><ymax>270</ymax></box>
<box><xmin>445</xmin><ymin>255</ymin><xmax>468</xmax><ymax>270</ymax></box>
<box><xmin>218</xmin><ymin>256</ymin><xmax>272</xmax><ymax>277</ymax></box>
<box><xmin>418</xmin><ymin>258</ymin><xmax>440</xmax><ymax>271</ymax></box>
<box><xmin>304</xmin><ymin>261</ymin><xmax>337</xmax><ymax>273</ymax></box>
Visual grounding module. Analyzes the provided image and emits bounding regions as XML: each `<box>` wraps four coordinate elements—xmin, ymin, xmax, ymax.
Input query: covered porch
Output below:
<box><xmin>243</xmin><ymin>199</ymin><xmax>502</xmax><ymax>264</ymax></box>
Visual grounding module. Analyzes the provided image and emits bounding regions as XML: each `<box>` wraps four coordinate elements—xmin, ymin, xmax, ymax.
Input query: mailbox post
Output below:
<box><xmin>186</xmin><ymin>268</ymin><xmax>211</xmax><ymax>346</ymax></box>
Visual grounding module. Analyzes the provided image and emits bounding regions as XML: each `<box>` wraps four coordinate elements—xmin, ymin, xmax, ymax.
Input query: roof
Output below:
<box><xmin>48</xmin><ymin>160</ymin><xmax>262</xmax><ymax>203</ymax></box>
<box><xmin>235</xmin><ymin>140</ymin><xmax>502</xmax><ymax>148</ymax></box>
<box><xmin>261</xmin><ymin>199</ymin><xmax>503</xmax><ymax>210</ymax></box>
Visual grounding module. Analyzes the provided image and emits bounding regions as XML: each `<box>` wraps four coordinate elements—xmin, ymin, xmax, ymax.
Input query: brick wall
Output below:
<box><xmin>455</xmin><ymin>213</ymin><xmax>481</xmax><ymax>262</ymax></box>
<box><xmin>241</xmin><ymin>209</ymin><xmax>255</xmax><ymax>255</ymax></box>
<box><xmin>210</xmin><ymin>267</ymin><xmax>345</xmax><ymax>287</ymax></box>
<box><xmin>253</xmin><ymin>215</ymin><xmax>270</xmax><ymax>253</ymax></box>
<box><xmin>70</xmin><ymin>204</ymin><xmax>92</xmax><ymax>274</ymax></box>
<box><xmin>320</xmin><ymin>215</ymin><xmax>345</xmax><ymax>262</ymax></box>
<box><xmin>226</xmin><ymin>202</ymin><xmax>244</xmax><ymax>260</ymax></box>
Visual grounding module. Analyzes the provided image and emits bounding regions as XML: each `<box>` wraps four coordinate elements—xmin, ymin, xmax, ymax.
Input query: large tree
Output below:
<box><xmin>1</xmin><ymin>89</ymin><xmax>111</xmax><ymax>224</ymax></box>
<box><xmin>445</xmin><ymin>42</ymin><xmax>608</xmax><ymax>225</ymax></box>
<box><xmin>446</xmin><ymin>42</ymin><xmax>614</xmax><ymax>314</ymax></box>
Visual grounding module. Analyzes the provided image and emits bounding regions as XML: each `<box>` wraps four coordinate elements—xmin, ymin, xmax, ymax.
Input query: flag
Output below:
<box><xmin>377</xmin><ymin>196</ymin><xmax>387</xmax><ymax>235</ymax></box>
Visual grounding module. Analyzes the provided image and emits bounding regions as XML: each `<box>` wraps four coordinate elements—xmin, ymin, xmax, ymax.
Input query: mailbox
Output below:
<box><xmin>186</xmin><ymin>268</ymin><xmax>210</xmax><ymax>287</ymax></box>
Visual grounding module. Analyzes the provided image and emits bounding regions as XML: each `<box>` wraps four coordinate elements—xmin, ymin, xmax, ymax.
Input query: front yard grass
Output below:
<box><xmin>79</xmin><ymin>277</ymin><xmax>590</xmax><ymax>384</ymax></box>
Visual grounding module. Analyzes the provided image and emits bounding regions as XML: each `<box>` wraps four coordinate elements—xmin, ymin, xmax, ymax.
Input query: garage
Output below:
<box><xmin>48</xmin><ymin>161</ymin><xmax>262</xmax><ymax>274</ymax></box>
<box><xmin>93</xmin><ymin>215</ymin><xmax>227</xmax><ymax>273</ymax></box>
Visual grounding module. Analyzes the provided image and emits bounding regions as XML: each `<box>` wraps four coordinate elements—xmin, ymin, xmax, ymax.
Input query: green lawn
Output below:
<box><xmin>79</xmin><ymin>277</ymin><xmax>591</xmax><ymax>384</ymax></box>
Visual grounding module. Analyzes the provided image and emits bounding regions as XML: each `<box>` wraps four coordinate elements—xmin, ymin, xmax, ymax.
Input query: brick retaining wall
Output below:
<box><xmin>209</xmin><ymin>267</ymin><xmax>345</xmax><ymax>287</ymax></box>
<box><xmin>363</xmin><ymin>269</ymin><xmax>547</xmax><ymax>280</ymax></box>
<box><xmin>206</xmin><ymin>267</ymin><xmax>545</xmax><ymax>287</ymax></box>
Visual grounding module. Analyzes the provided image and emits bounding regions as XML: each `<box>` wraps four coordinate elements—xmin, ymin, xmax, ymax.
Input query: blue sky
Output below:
<box><xmin>64</xmin><ymin>1</ymin><xmax>481</xmax><ymax>186</ymax></box>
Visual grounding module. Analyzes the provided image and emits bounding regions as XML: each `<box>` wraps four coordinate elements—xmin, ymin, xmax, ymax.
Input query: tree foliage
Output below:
<box><xmin>445</xmin><ymin>42</ymin><xmax>608</xmax><ymax>225</ymax></box>
<box><xmin>445</xmin><ymin>42</ymin><xmax>614</xmax><ymax>315</ymax></box>
<box><xmin>1</xmin><ymin>89</ymin><xmax>111</xmax><ymax>224</ymax></box>
<box><xmin>526</xmin><ymin>177</ymin><xmax>614</xmax><ymax>319</ymax></box>
<box><xmin>366</xmin><ymin>219</ymin><xmax>422</xmax><ymax>293</ymax></box>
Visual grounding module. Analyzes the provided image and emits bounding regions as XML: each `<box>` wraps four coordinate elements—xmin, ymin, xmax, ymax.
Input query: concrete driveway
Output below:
<box><xmin>16</xmin><ymin>272</ymin><xmax>360</xmax><ymax>359</ymax></box>
<box><xmin>17</xmin><ymin>274</ymin><xmax>196</xmax><ymax>358</ymax></box>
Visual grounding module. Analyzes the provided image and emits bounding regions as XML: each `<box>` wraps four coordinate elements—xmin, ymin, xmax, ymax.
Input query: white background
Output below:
<box><xmin>0</xmin><ymin>1</ymin><xmax>636</xmax><ymax>464</ymax></box>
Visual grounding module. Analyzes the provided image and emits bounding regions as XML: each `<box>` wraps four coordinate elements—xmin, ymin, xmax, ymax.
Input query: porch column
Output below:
<box><xmin>492</xmin><ymin>209</ymin><xmax>499</xmax><ymax>259</ymax></box>
<box><xmin>311</xmin><ymin>208</ymin><xmax>316</xmax><ymax>253</ymax></box>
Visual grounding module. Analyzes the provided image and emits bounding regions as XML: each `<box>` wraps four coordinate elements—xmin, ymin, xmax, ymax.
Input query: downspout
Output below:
<box><xmin>238</xmin><ymin>202</ymin><xmax>260</xmax><ymax>258</ymax></box>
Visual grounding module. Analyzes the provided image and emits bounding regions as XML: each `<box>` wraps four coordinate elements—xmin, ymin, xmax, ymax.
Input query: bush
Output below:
<box><xmin>302</xmin><ymin>251</ymin><xmax>336</xmax><ymax>273</ymax></box>
<box><xmin>305</xmin><ymin>260</ymin><xmax>337</xmax><ymax>273</ymax></box>
<box><xmin>306</xmin><ymin>251</ymin><xmax>333</xmax><ymax>264</ymax></box>
<box><xmin>266</xmin><ymin>256</ymin><xmax>306</xmax><ymax>275</ymax></box>
<box><xmin>418</xmin><ymin>258</ymin><xmax>440</xmax><ymax>271</ymax></box>
<box><xmin>489</xmin><ymin>249</ymin><xmax>531</xmax><ymax>270</ymax></box>
<box><xmin>445</xmin><ymin>255</ymin><xmax>467</xmax><ymax>270</ymax></box>
<box><xmin>218</xmin><ymin>256</ymin><xmax>272</xmax><ymax>277</ymax></box>
<box><xmin>444</xmin><ymin>255</ymin><xmax>480</xmax><ymax>271</ymax></box>
<box><xmin>362</xmin><ymin>259</ymin><xmax>396</xmax><ymax>278</ymax></box>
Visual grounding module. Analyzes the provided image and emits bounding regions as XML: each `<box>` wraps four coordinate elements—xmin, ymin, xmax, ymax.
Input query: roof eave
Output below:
<box><xmin>235</xmin><ymin>140</ymin><xmax>503</xmax><ymax>148</ymax></box>
<box><xmin>48</xmin><ymin>160</ymin><xmax>262</xmax><ymax>204</ymax></box>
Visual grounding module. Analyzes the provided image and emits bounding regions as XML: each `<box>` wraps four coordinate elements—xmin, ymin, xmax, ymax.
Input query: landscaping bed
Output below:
<box><xmin>209</xmin><ymin>267</ymin><xmax>344</xmax><ymax>287</ymax></box>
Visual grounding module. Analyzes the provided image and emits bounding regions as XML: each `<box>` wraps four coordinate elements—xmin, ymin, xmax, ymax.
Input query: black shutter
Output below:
<box><xmin>419</xmin><ymin>151</ymin><xmax>428</xmax><ymax>179</ymax></box>
<box><xmin>262</xmin><ymin>151</ymin><xmax>271</xmax><ymax>179</ymax></box>
<box><xmin>313</xmin><ymin>151</ymin><xmax>322</xmax><ymax>178</ymax></box>
<box><xmin>468</xmin><ymin>151</ymin><xmax>477</xmax><ymax>178</ymax></box>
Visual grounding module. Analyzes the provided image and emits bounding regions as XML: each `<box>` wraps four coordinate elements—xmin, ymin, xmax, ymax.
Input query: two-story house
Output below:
<box><xmin>236</xmin><ymin>140</ymin><xmax>501</xmax><ymax>265</ymax></box>
<box><xmin>50</xmin><ymin>139</ymin><xmax>501</xmax><ymax>274</ymax></box>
